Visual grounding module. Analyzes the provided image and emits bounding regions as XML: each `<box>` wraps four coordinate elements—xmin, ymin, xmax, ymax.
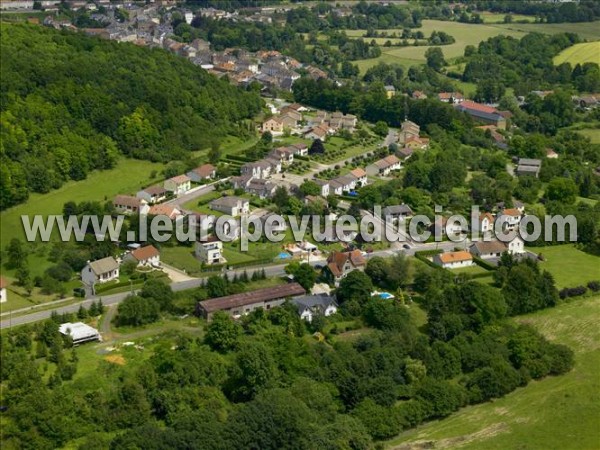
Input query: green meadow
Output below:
<box><xmin>387</xmin><ymin>295</ymin><xmax>600</xmax><ymax>450</ymax></box>
<box><xmin>554</xmin><ymin>41</ymin><xmax>600</xmax><ymax>66</ymax></box>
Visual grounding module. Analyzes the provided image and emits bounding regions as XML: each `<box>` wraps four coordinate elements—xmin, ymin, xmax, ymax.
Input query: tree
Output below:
<box><xmin>387</xmin><ymin>253</ymin><xmax>413</xmax><ymax>289</ymax></box>
<box><xmin>286</xmin><ymin>262</ymin><xmax>316</xmax><ymax>291</ymax></box>
<box><xmin>115</xmin><ymin>295</ymin><xmax>160</xmax><ymax>327</ymax></box>
<box><xmin>6</xmin><ymin>238</ymin><xmax>26</xmax><ymax>269</ymax></box>
<box><xmin>365</xmin><ymin>256</ymin><xmax>389</xmax><ymax>287</ymax></box>
<box><xmin>546</xmin><ymin>177</ymin><xmax>577</xmax><ymax>204</ymax></box>
<box><xmin>309</xmin><ymin>139</ymin><xmax>325</xmax><ymax>155</ymax></box>
<box><xmin>230</xmin><ymin>342</ymin><xmax>276</xmax><ymax>400</ymax></box>
<box><xmin>272</xmin><ymin>186</ymin><xmax>290</xmax><ymax>211</ymax></box>
<box><xmin>204</xmin><ymin>311</ymin><xmax>241</xmax><ymax>353</ymax></box>
<box><xmin>140</xmin><ymin>279</ymin><xmax>174</xmax><ymax>311</ymax></box>
<box><xmin>206</xmin><ymin>276</ymin><xmax>228</xmax><ymax>298</ymax></box>
<box><xmin>208</xmin><ymin>141</ymin><xmax>222</xmax><ymax>164</ymax></box>
<box><xmin>336</xmin><ymin>271</ymin><xmax>373</xmax><ymax>306</ymax></box>
<box><xmin>373</xmin><ymin>121</ymin><xmax>389</xmax><ymax>137</ymax></box>
<box><xmin>425</xmin><ymin>47</ymin><xmax>446</xmax><ymax>71</ymax></box>
<box><xmin>299</xmin><ymin>180</ymin><xmax>321</xmax><ymax>197</ymax></box>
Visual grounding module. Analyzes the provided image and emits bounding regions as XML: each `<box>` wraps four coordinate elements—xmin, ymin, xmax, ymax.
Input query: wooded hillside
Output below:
<box><xmin>0</xmin><ymin>24</ymin><xmax>262</xmax><ymax>210</ymax></box>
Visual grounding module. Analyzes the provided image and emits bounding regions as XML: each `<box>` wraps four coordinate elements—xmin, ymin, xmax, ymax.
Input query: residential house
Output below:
<box><xmin>241</xmin><ymin>160</ymin><xmax>273</xmax><ymax>179</ymax></box>
<box><xmin>513</xmin><ymin>201</ymin><xmax>525</xmax><ymax>215</ymax></box>
<box><xmin>499</xmin><ymin>208</ymin><xmax>522</xmax><ymax>231</ymax></box>
<box><xmin>476</xmin><ymin>125</ymin><xmax>507</xmax><ymax>149</ymax></box>
<box><xmin>398</xmin><ymin>119</ymin><xmax>420</xmax><ymax>145</ymax></box>
<box><xmin>195</xmin><ymin>236</ymin><xmax>226</xmax><ymax>265</ymax></box>
<box><xmin>187</xmin><ymin>164</ymin><xmax>216</xmax><ymax>182</ymax></box>
<box><xmin>507</xmin><ymin>236</ymin><xmax>525</xmax><ymax>255</ymax></box>
<box><xmin>478</xmin><ymin>212</ymin><xmax>495</xmax><ymax>234</ymax></box>
<box><xmin>113</xmin><ymin>195</ymin><xmax>150</xmax><ymax>215</ymax></box>
<box><xmin>366</xmin><ymin>155</ymin><xmax>401</xmax><ymax>177</ymax></box>
<box><xmin>197</xmin><ymin>283</ymin><xmax>306</xmax><ymax>320</ymax></box>
<box><xmin>313</xmin><ymin>179</ymin><xmax>330</xmax><ymax>197</ymax></box>
<box><xmin>209</xmin><ymin>196</ymin><xmax>250</xmax><ymax>216</ymax></box>
<box><xmin>148</xmin><ymin>204</ymin><xmax>182</xmax><ymax>220</ymax></box>
<box><xmin>290</xmin><ymin>142</ymin><xmax>308</xmax><ymax>156</ymax></box>
<box><xmin>383</xmin><ymin>204</ymin><xmax>414</xmax><ymax>223</ymax></box>
<box><xmin>455</xmin><ymin>101</ymin><xmax>507</xmax><ymax>129</ymax></box>
<box><xmin>396</xmin><ymin>147</ymin><xmax>415</xmax><ymax>161</ymax></box>
<box><xmin>137</xmin><ymin>185</ymin><xmax>168</xmax><ymax>204</ymax></box>
<box><xmin>246</xmin><ymin>178</ymin><xmax>278</xmax><ymax>199</ymax></box>
<box><xmin>269</xmin><ymin>146</ymin><xmax>295</xmax><ymax>165</ymax></box>
<box><xmin>332</xmin><ymin>174</ymin><xmax>357</xmax><ymax>193</ymax></box>
<box><xmin>515</xmin><ymin>158</ymin><xmax>542</xmax><ymax>177</ymax></box>
<box><xmin>0</xmin><ymin>277</ymin><xmax>7</xmax><ymax>303</ymax></box>
<box><xmin>349</xmin><ymin>168</ymin><xmax>368</xmax><ymax>187</ymax></box>
<box><xmin>164</xmin><ymin>175</ymin><xmax>192</xmax><ymax>196</ymax></box>
<box><xmin>433</xmin><ymin>251</ymin><xmax>473</xmax><ymax>269</ymax></box>
<box><xmin>403</xmin><ymin>135</ymin><xmax>430</xmax><ymax>149</ymax></box>
<box><xmin>278</xmin><ymin>108</ymin><xmax>302</xmax><ymax>122</ymax></box>
<box><xmin>325</xmin><ymin>250</ymin><xmax>366</xmax><ymax>286</ymax></box>
<box><xmin>430</xmin><ymin>216</ymin><xmax>466</xmax><ymax>237</ymax></box>
<box><xmin>412</xmin><ymin>90</ymin><xmax>428</xmax><ymax>100</ymax></box>
<box><xmin>469</xmin><ymin>240</ymin><xmax>507</xmax><ymax>260</ymax></box>
<box><xmin>305</xmin><ymin>125</ymin><xmax>329</xmax><ymax>141</ymax></box>
<box><xmin>293</xmin><ymin>294</ymin><xmax>338</xmax><ymax>322</ymax></box>
<box><xmin>438</xmin><ymin>92</ymin><xmax>464</xmax><ymax>104</ymax></box>
<box><xmin>261</xmin><ymin>116</ymin><xmax>284</xmax><ymax>133</ymax></box>
<box><xmin>124</xmin><ymin>245</ymin><xmax>160</xmax><ymax>267</ymax></box>
<box><xmin>384</xmin><ymin>85</ymin><xmax>396</xmax><ymax>98</ymax></box>
<box><xmin>81</xmin><ymin>257</ymin><xmax>120</xmax><ymax>289</ymax></box>
<box><xmin>328</xmin><ymin>179</ymin><xmax>344</xmax><ymax>196</ymax></box>
<box><xmin>59</xmin><ymin>322</ymin><xmax>100</xmax><ymax>344</ymax></box>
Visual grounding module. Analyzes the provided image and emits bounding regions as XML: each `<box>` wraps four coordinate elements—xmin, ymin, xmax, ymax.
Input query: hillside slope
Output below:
<box><xmin>0</xmin><ymin>24</ymin><xmax>261</xmax><ymax>210</ymax></box>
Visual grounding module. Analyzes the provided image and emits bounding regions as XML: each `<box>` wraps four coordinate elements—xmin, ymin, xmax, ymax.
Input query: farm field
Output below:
<box><xmin>387</xmin><ymin>295</ymin><xmax>600</xmax><ymax>450</ymax></box>
<box><xmin>493</xmin><ymin>21</ymin><xmax>600</xmax><ymax>41</ymax></box>
<box><xmin>554</xmin><ymin>41</ymin><xmax>600</xmax><ymax>66</ymax></box>
<box><xmin>352</xmin><ymin>20</ymin><xmax>527</xmax><ymax>73</ymax></box>
<box><xmin>536</xmin><ymin>244</ymin><xmax>600</xmax><ymax>289</ymax></box>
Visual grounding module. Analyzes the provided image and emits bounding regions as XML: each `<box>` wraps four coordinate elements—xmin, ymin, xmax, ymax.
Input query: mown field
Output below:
<box><xmin>387</xmin><ymin>294</ymin><xmax>600</xmax><ymax>450</ymax></box>
<box><xmin>554</xmin><ymin>41</ymin><xmax>600</xmax><ymax>66</ymax></box>
<box><xmin>352</xmin><ymin>20</ymin><xmax>600</xmax><ymax>75</ymax></box>
<box><xmin>352</xmin><ymin>20</ymin><xmax>528</xmax><ymax>73</ymax></box>
<box><xmin>537</xmin><ymin>244</ymin><xmax>600</xmax><ymax>289</ymax></box>
<box><xmin>0</xmin><ymin>158</ymin><xmax>165</xmax><ymax>248</ymax></box>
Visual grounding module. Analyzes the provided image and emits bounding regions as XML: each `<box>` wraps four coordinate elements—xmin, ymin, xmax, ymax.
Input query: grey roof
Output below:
<box><xmin>383</xmin><ymin>204</ymin><xmax>413</xmax><ymax>216</ymax></box>
<box><xmin>292</xmin><ymin>294</ymin><xmax>337</xmax><ymax>313</ymax></box>
<box><xmin>210</xmin><ymin>196</ymin><xmax>247</xmax><ymax>208</ymax></box>
<box><xmin>88</xmin><ymin>257</ymin><xmax>119</xmax><ymax>275</ymax></box>
<box><xmin>518</xmin><ymin>158</ymin><xmax>542</xmax><ymax>167</ymax></box>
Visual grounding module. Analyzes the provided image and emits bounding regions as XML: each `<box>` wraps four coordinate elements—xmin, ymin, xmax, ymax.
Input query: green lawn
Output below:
<box><xmin>478</xmin><ymin>12</ymin><xmax>535</xmax><ymax>24</ymax></box>
<box><xmin>387</xmin><ymin>295</ymin><xmax>600</xmax><ymax>450</ymax></box>
<box><xmin>574</xmin><ymin>128</ymin><xmax>600</xmax><ymax>144</ymax></box>
<box><xmin>554</xmin><ymin>41</ymin><xmax>600</xmax><ymax>66</ymax></box>
<box><xmin>537</xmin><ymin>245</ymin><xmax>600</xmax><ymax>289</ymax></box>
<box><xmin>160</xmin><ymin>245</ymin><xmax>201</xmax><ymax>274</ymax></box>
<box><xmin>0</xmin><ymin>158</ymin><xmax>165</xmax><ymax>247</ymax></box>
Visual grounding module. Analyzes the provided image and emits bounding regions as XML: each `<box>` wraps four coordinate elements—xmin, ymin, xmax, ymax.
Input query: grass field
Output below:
<box><xmin>537</xmin><ymin>244</ymin><xmax>600</xmax><ymax>289</ymax></box>
<box><xmin>478</xmin><ymin>12</ymin><xmax>534</xmax><ymax>24</ymax></box>
<box><xmin>0</xmin><ymin>158</ymin><xmax>165</xmax><ymax>248</ymax></box>
<box><xmin>575</xmin><ymin>128</ymin><xmax>600</xmax><ymax>144</ymax></box>
<box><xmin>494</xmin><ymin>21</ymin><xmax>600</xmax><ymax>41</ymax></box>
<box><xmin>352</xmin><ymin>20</ymin><xmax>528</xmax><ymax>73</ymax></box>
<box><xmin>554</xmin><ymin>41</ymin><xmax>600</xmax><ymax>66</ymax></box>
<box><xmin>353</xmin><ymin>20</ymin><xmax>600</xmax><ymax>75</ymax></box>
<box><xmin>387</xmin><ymin>295</ymin><xmax>600</xmax><ymax>450</ymax></box>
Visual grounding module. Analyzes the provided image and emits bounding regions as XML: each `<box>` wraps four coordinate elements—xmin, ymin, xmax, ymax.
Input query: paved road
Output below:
<box><xmin>0</xmin><ymin>243</ymin><xmax>412</xmax><ymax>330</ymax></box>
<box><xmin>164</xmin><ymin>178</ymin><xmax>228</xmax><ymax>209</ymax></box>
<box><xmin>383</xmin><ymin>128</ymin><xmax>398</xmax><ymax>148</ymax></box>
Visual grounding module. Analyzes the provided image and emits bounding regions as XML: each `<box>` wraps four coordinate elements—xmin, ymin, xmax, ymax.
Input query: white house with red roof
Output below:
<box><xmin>164</xmin><ymin>175</ymin><xmax>191</xmax><ymax>196</ymax></box>
<box><xmin>124</xmin><ymin>245</ymin><xmax>161</xmax><ymax>267</ymax></box>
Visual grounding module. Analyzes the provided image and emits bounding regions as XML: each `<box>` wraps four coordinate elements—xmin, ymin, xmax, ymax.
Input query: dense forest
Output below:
<box><xmin>0</xmin><ymin>24</ymin><xmax>262</xmax><ymax>210</ymax></box>
<box><xmin>0</xmin><ymin>257</ymin><xmax>576</xmax><ymax>449</ymax></box>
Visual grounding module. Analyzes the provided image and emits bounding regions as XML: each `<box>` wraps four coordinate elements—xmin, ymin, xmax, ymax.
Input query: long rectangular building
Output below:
<box><xmin>197</xmin><ymin>282</ymin><xmax>306</xmax><ymax>320</ymax></box>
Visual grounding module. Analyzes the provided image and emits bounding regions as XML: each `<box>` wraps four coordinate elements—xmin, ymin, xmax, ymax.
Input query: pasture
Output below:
<box><xmin>0</xmin><ymin>158</ymin><xmax>165</xmax><ymax>248</ymax></box>
<box><xmin>387</xmin><ymin>295</ymin><xmax>600</xmax><ymax>450</ymax></box>
<box><xmin>537</xmin><ymin>244</ymin><xmax>600</xmax><ymax>289</ymax></box>
<box><xmin>554</xmin><ymin>41</ymin><xmax>600</xmax><ymax>66</ymax></box>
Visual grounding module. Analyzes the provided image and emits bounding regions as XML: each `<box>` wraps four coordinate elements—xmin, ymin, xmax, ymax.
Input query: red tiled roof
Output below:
<box><xmin>169</xmin><ymin>175</ymin><xmax>191</xmax><ymax>184</ymax></box>
<box><xmin>193</xmin><ymin>164</ymin><xmax>216</xmax><ymax>178</ymax></box>
<box><xmin>459</xmin><ymin>100</ymin><xmax>498</xmax><ymax>114</ymax></box>
<box><xmin>130</xmin><ymin>245</ymin><xmax>160</xmax><ymax>261</ymax></box>
<box><xmin>438</xmin><ymin>251</ymin><xmax>472</xmax><ymax>264</ymax></box>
